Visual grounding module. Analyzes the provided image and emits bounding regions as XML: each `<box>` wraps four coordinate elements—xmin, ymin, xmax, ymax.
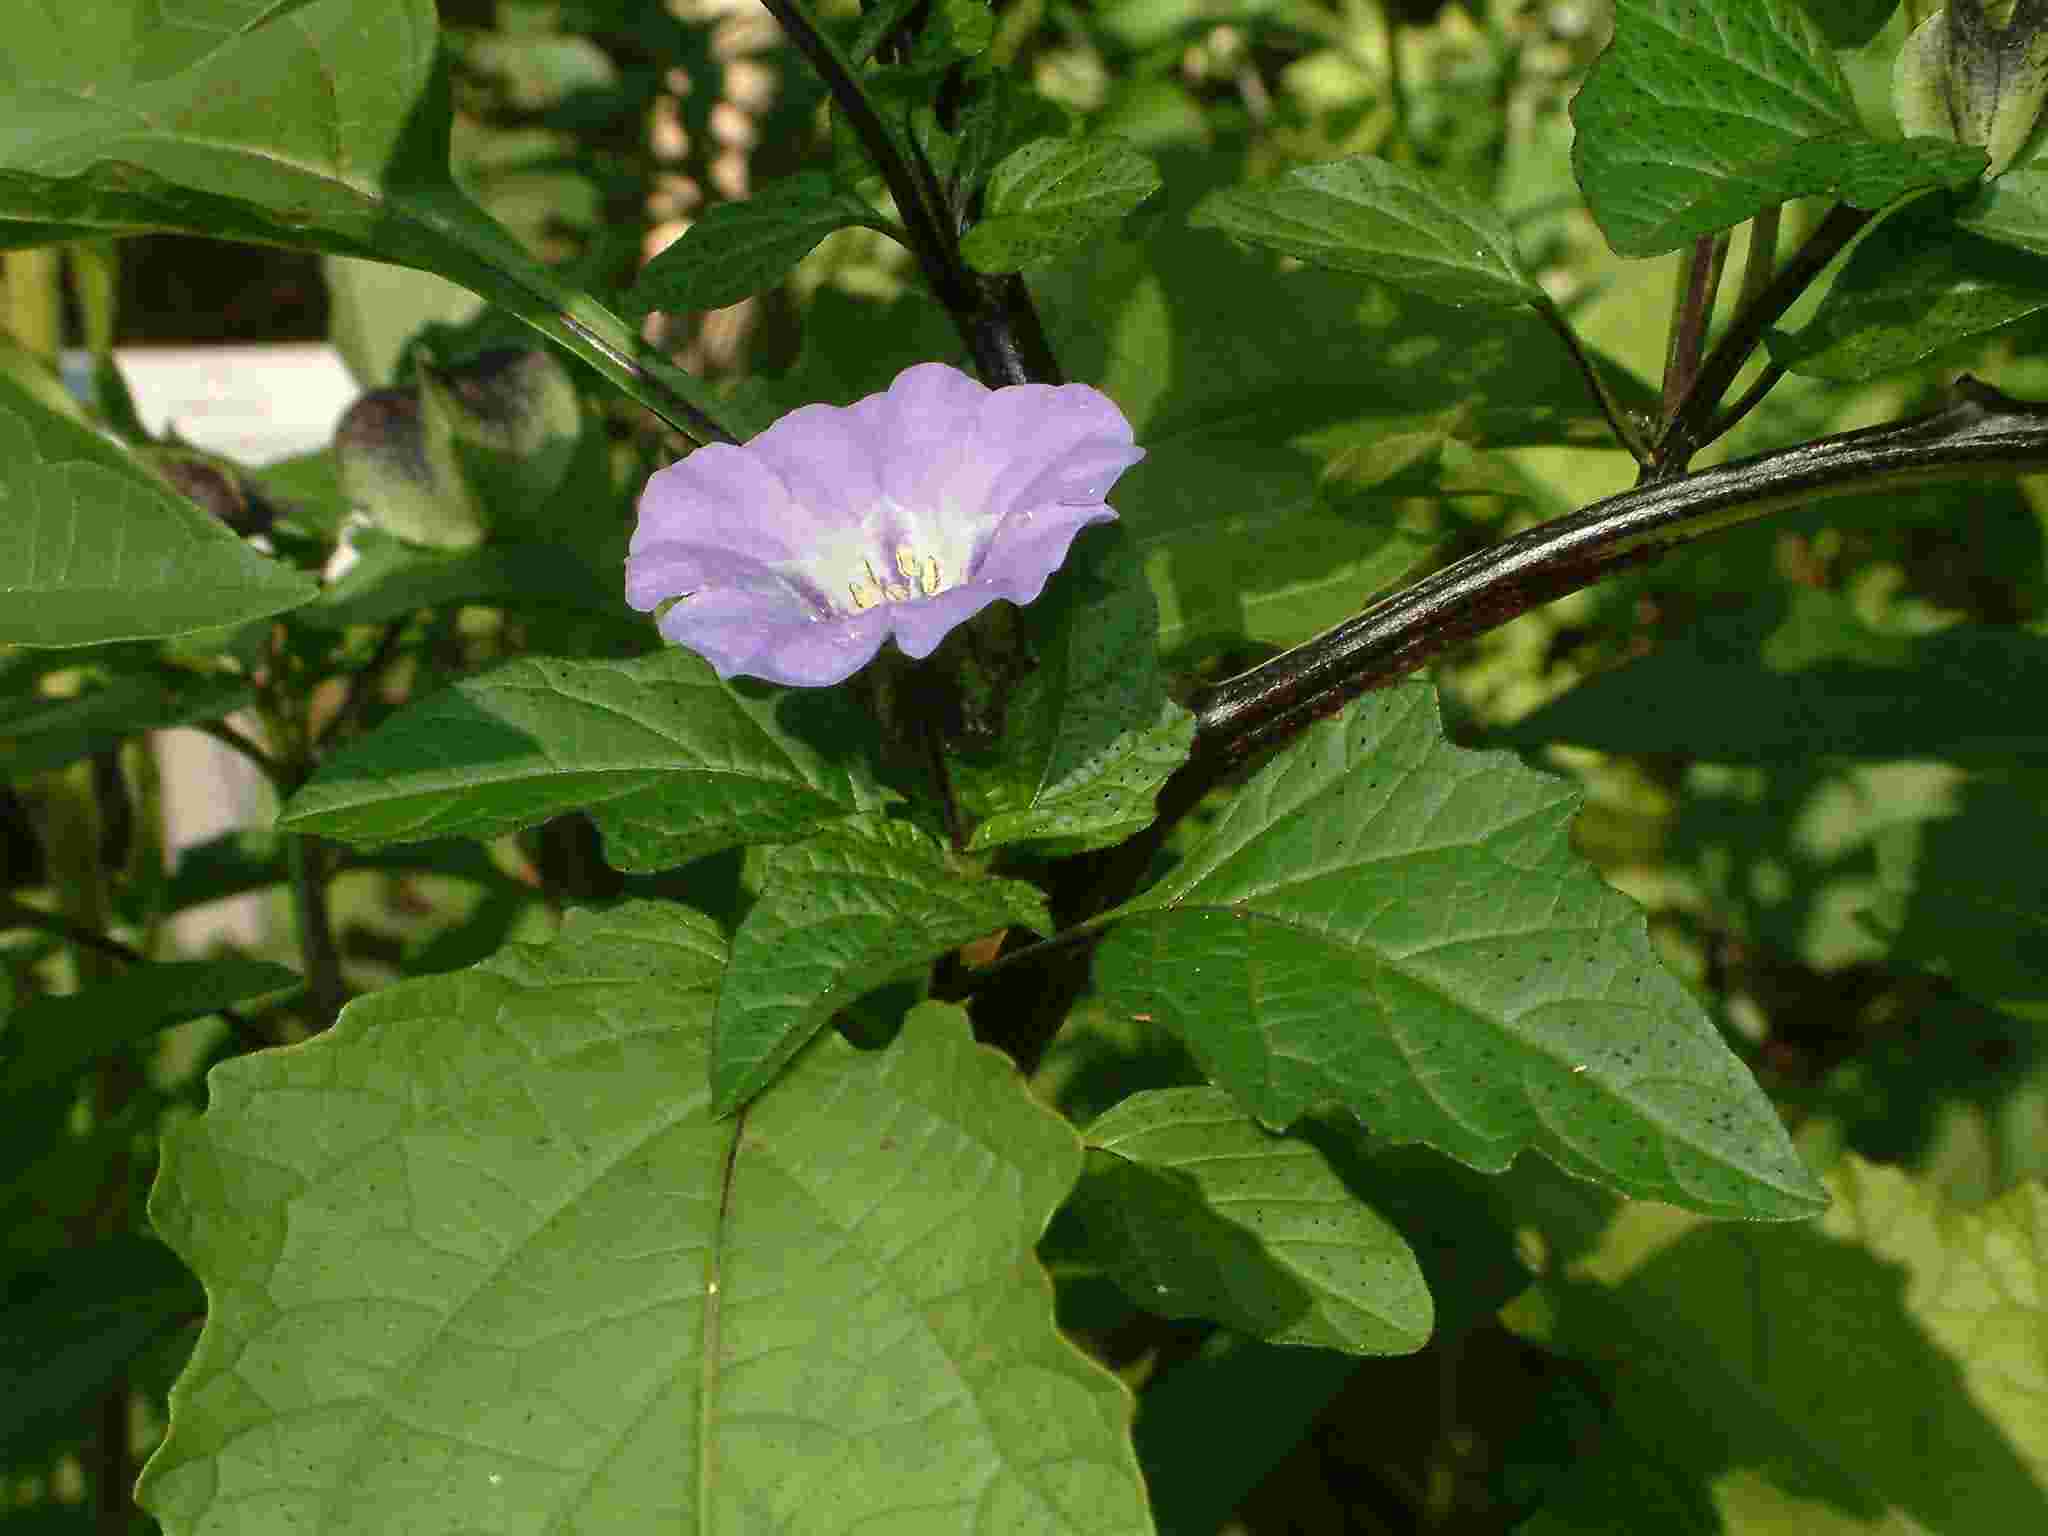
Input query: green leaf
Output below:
<box><xmin>960</xmin><ymin>137</ymin><xmax>1163</xmax><ymax>273</ymax></box>
<box><xmin>1132</xmin><ymin>1334</ymin><xmax>1360</xmax><ymax>1536</ymax></box>
<box><xmin>0</xmin><ymin>0</ymin><xmax>749</xmax><ymax>441</ymax></box>
<box><xmin>278</xmin><ymin>650</ymin><xmax>897</xmax><ymax>870</ymax></box>
<box><xmin>1036</xmin><ymin>154</ymin><xmax>1658</xmax><ymax>657</ymax></box>
<box><xmin>1190</xmin><ymin>155</ymin><xmax>1542</xmax><ymax>307</ymax></box>
<box><xmin>0</xmin><ymin>670</ymin><xmax>254</xmax><ymax>779</ymax></box>
<box><xmin>1771</xmin><ymin>206</ymin><xmax>2048</xmax><ymax>378</ymax></box>
<box><xmin>1503</xmin><ymin>1154</ymin><xmax>2048</xmax><ymax>1530</ymax></box>
<box><xmin>1572</xmin><ymin>0</ymin><xmax>1987</xmax><ymax>257</ymax></box>
<box><xmin>1499</xmin><ymin>589</ymin><xmax>2048</xmax><ymax>763</ymax></box>
<box><xmin>709</xmin><ymin>819</ymin><xmax>1052</xmax><ymax>1114</ymax></box>
<box><xmin>0</xmin><ymin>374</ymin><xmax>317</xmax><ymax>647</ymax></box>
<box><xmin>302</xmin><ymin>532</ymin><xmax>630</xmax><ymax>630</ymax></box>
<box><xmin>1093</xmin><ymin>683</ymin><xmax>1824</xmax><ymax>1219</ymax></box>
<box><xmin>628</xmin><ymin>173</ymin><xmax>884</xmax><ymax>314</ymax></box>
<box><xmin>3</xmin><ymin>1236</ymin><xmax>202</xmax><ymax>1466</ymax></box>
<box><xmin>1804</xmin><ymin>0</ymin><xmax>1901</xmax><ymax>49</ymax></box>
<box><xmin>0</xmin><ymin>960</ymin><xmax>300</xmax><ymax>1095</ymax></box>
<box><xmin>138</xmin><ymin>905</ymin><xmax>1151</xmax><ymax>1535</ymax></box>
<box><xmin>961</xmin><ymin>526</ymin><xmax>1196</xmax><ymax>855</ymax></box>
<box><xmin>1867</xmin><ymin>777</ymin><xmax>2048</xmax><ymax>1021</ymax></box>
<box><xmin>1070</xmin><ymin>1087</ymin><xmax>1431</xmax><ymax>1353</ymax></box>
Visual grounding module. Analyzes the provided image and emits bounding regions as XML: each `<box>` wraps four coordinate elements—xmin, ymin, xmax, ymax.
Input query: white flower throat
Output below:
<box><xmin>848</xmin><ymin>546</ymin><xmax>945</xmax><ymax>610</ymax></box>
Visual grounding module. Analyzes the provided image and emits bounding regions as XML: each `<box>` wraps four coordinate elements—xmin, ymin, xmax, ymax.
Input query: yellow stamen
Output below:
<box><xmin>920</xmin><ymin>556</ymin><xmax>941</xmax><ymax>596</ymax></box>
<box><xmin>894</xmin><ymin>546</ymin><xmax>918</xmax><ymax>581</ymax></box>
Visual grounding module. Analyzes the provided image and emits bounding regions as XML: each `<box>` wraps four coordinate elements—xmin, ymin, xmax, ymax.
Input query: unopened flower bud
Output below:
<box><xmin>333</xmin><ymin>347</ymin><xmax>581</xmax><ymax>549</ymax></box>
<box><xmin>1896</xmin><ymin>1</ymin><xmax>2048</xmax><ymax>177</ymax></box>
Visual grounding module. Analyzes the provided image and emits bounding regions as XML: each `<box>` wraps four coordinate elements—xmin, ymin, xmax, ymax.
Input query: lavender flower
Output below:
<box><xmin>626</xmin><ymin>362</ymin><xmax>1144</xmax><ymax>687</ymax></box>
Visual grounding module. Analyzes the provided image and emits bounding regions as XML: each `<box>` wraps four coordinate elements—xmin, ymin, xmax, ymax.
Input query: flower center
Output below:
<box><xmin>847</xmin><ymin>544</ymin><xmax>946</xmax><ymax>611</ymax></box>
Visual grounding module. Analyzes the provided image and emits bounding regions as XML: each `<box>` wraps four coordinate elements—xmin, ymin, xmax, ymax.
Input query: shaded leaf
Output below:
<box><xmin>961</xmin><ymin>137</ymin><xmax>1163</xmax><ymax>273</ymax></box>
<box><xmin>0</xmin><ymin>374</ymin><xmax>316</xmax><ymax>647</ymax></box>
<box><xmin>629</xmin><ymin>173</ymin><xmax>885</xmax><ymax>314</ymax></box>
<box><xmin>1500</xmin><ymin>589</ymin><xmax>2048</xmax><ymax>763</ymax></box>
<box><xmin>304</xmin><ymin>530</ymin><xmax>628</xmax><ymax>630</ymax></box>
<box><xmin>2</xmin><ymin>1237</ymin><xmax>201</xmax><ymax>1466</ymax></box>
<box><xmin>0</xmin><ymin>670</ymin><xmax>254</xmax><ymax>780</ymax></box>
<box><xmin>0</xmin><ymin>0</ymin><xmax>749</xmax><ymax>440</ymax></box>
<box><xmin>1771</xmin><ymin>206</ymin><xmax>2048</xmax><ymax>378</ymax></box>
<box><xmin>1572</xmin><ymin>0</ymin><xmax>1986</xmax><ymax>257</ymax></box>
<box><xmin>138</xmin><ymin>905</ymin><xmax>1151</xmax><ymax>1535</ymax></box>
<box><xmin>1070</xmin><ymin>1087</ymin><xmax>1432</xmax><ymax>1354</ymax></box>
<box><xmin>710</xmin><ymin>820</ymin><xmax>1052</xmax><ymax>1114</ymax></box>
<box><xmin>1504</xmin><ymin>1155</ymin><xmax>2048</xmax><ymax>1531</ymax></box>
<box><xmin>1191</xmin><ymin>155</ymin><xmax>1541</xmax><ymax>308</ymax></box>
<box><xmin>1093</xmin><ymin>683</ymin><xmax>1824</xmax><ymax>1219</ymax></box>
<box><xmin>1036</xmin><ymin>154</ymin><xmax>1657</xmax><ymax>655</ymax></box>
<box><xmin>0</xmin><ymin>960</ymin><xmax>301</xmax><ymax>1095</ymax></box>
<box><xmin>1868</xmin><ymin>776</ymin><xmax>2048</xmax><ymax>1020</ymax></box>
<box><xmin>278</xmin><ymin>650</ymin><xmax>897</xmax><ymax>871</ymax></box>
<box><xmin>961</xmin><ymin>526</ymin><xmax>1195</xmax><ymax>855</ymax></box>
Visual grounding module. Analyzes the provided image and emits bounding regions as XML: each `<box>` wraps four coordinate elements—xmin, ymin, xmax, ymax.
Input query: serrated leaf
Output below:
<box><xmin>0</xmin><ymin>960</ymin><xmax>301</xmax><ymax>1095</ymax></box>
<box><xmin>709</xmin><ymin>820</ymin><xmax>1052</xmax><ymax>1113</ymax></box>
<box><xmin>1772</xmin><ymin>205</ymin><xmax>2048</xmax><ymax>378</ymax></box>
<box><xmin>1093</xmin><ymin>682</ymin><xmax>1824</xmax><ymax>1219</ymax></box>
<box><xmin>1072</xmin><ymin>1087</ymin><xmax>1431</xmax><ymax>1353</ymax></box>
<box><xmin>137</xmin><ymin>905</ymin><xmax>1151</xmax><ymax>1536</ymax></box>
<box><xmin>961</xmin><ymin>137</ymin><xmax>1162</xmax><ymax>273</ymax></box>
<box><xmin>0</xmin><ymin>374</ymin><xmax>317</xmax><ymax>646</ymax></box>
<box><xmin>629</xmin><ymin>173</ymin><xmax>884</xmax><ymax>314</ymax></box>
<box><xmin>1190</xmin><ymin>156</ymin><xmax>1541</xmax><ymax>308</ymax></box>
<box><xmin>278</xmin><ymin>650</ymin><xmax>896</xmax><ymax>870</ymax></box>
<box><xmin>1503</xmin><ymin>1154</ymin><xmax>2048</xmax><ymax>1530</ymax></box>
<box><xmin>0</xmin><ymin>670</ymin><xmax>254</xmax><ymax>779</ymax></box>
<box><xmin>962</xmin><ymin>526</ymin><xmax>1195</xmax><ymax>855</ymax></box>
<box><xmin>0</xmin><ymin>0</ymin><xmax>748</xmax><ymax>440</ymax></box>
<box><xmin>1572</xmin><ymin>0</ymin><xmax>1987</xmax><ymax>257</ymax></box>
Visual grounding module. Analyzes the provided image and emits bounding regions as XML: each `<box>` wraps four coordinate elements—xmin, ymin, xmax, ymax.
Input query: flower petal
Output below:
<box><xmin>743</xmin><ymin>401</ymin><xmax>888</xmax><ymax>540</ymax></box>
<box><xmin>976</xmin><ymin>383</ymin><xmax>1145</xmax><ymax>522</ymax></box>
<box><xmin>660</xmin><ymin>583</ymin><xmax>893</xmax><ymax>686</ymax></box>
<box><xmin>625</xmin><ymin>541</ymin><xmax>823</xmax><ymax>617</ymax></box>
<box><xmin>630</xmin><ymin>443</ymin><xmax>802</xmax><ymax>561</ymax></box>
<box><xmin>975</xmin><ymin>502</ymin><xmax>1120</xmax><ymax>608</ymax></box>
<box><xmin>626</xmin><ymin>362</ymin><xmax>1143</xmax><ymax>686</ymax></box>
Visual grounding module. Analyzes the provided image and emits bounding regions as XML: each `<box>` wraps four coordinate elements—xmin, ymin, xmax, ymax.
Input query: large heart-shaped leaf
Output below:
<box><xmin>138</xmin><ymin>904</ymin><xmax>1153</xmax><ymax>1535</ymax></box>
<box><xmin>1572</xmin><ymin>0</ymin><xmax>1985</xmax><ymax>257</ymax></box>
<box><xmin>1092</xmin><ymin>683</ymin><xmax>1824</xmax><ymax>1219</ymax></box>
<box><xmin>0</xmin><ymin>0</ymin><xmax>747</xmax><ymax>440</ymax></box>
<box><xmin>0</xmin><ymin>374</ymin><xmax>317</xmax><ymax>646</ymax></box>
<box><xmin>279</xmin><ymin>650</ymin><xmax>897</xmax><ymax>870</ymax></box>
